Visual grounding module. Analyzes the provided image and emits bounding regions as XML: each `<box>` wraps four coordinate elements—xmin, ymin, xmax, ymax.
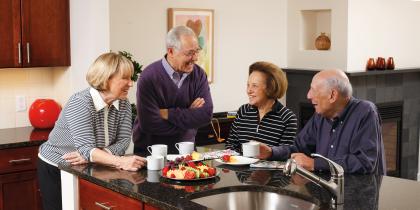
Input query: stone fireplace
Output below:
<box><xmin>284</xmin><ymin>68</ymin><xmax>420</xmax><ymax>180</ymax></box>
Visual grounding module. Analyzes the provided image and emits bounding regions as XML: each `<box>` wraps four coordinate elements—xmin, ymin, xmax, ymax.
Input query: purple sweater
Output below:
<box><xmin>132</xmin><ymin>59</ymin><xmax>213</xmax><ymax>156</ymax></box>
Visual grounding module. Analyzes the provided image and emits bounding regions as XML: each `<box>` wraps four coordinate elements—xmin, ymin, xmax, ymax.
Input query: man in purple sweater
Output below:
<box><xmin>133</xmin><ymin>26</ymin><xmax>213</xmax><ymax>156</ymax></box>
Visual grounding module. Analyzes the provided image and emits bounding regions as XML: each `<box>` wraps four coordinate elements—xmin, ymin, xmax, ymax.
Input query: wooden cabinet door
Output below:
<box><xmin>21</xmin><ymin>0</ymin><xmax>70</xmax><ymax>67</ymax></box>
<box><xmin>0</xmin><ymin>170</ymin><xmax>42</xmax><ymax>210</ymax></box>
<box><xmin>79</xmin><ymin>179</ymin><xmax>143</xmax><ymax>210</ymax></box>
<box><xmin>0</xmin><ymin>0</ymin><xmax>22</xmax><ymax>68</ymax></box>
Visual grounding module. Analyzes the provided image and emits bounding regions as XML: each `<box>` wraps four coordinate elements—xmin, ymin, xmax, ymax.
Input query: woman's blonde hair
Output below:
<box><xmin>249</xmin><ymin>61</ymin><xmax>288</xmax><ymax>99</ymax></box>
<box><xmin>86</xmin><ymin>52</ymin><xmax>134</xmax><ymax>91</ymax></box>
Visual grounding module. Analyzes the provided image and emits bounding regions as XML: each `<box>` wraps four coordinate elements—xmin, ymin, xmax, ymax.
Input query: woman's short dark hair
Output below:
<box><xmin>249</xmin><ymin>61</ymin><xmax>288</xmax><ymax>99</ymax></box>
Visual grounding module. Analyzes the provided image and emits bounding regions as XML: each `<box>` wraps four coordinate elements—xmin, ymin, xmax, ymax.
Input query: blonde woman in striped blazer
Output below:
<box><xmin>38</xmin><ymin>52</ymin><xmax>146</xmax><ymax>210</ymax></box>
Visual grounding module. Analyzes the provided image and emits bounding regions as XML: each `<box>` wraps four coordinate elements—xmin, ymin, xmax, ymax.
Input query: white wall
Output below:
<box><xmin>109</xmin><ymin>0</ymin><xmax>288</xmax><ymax>112</ymax></box>
<box><xmin>287</xmin><ymin>0</ymin><xmax>348</xmax><ymax>71</ymax></box>
<box><xmin>347</xmin><ymin>0</ymin><xmax>420</xmax><ymax>72</ymax></box>
<box><xmin>53</xmin><ymin>0</ymin><xmax>111</xmax><ymax>105</ymax></box>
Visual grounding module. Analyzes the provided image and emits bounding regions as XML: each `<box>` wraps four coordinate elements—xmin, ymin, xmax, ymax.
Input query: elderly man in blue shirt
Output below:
<box><xmin>260</xmin><ymin>69</ymin><xmax>386</xmax><ymax>175</ymax></box>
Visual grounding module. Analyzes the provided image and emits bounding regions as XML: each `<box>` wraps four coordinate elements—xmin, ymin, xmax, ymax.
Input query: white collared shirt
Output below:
<box><xmin>89</xmin><ymin>88</ymin><xmax>120</xmax><ymax>159</ymax></box>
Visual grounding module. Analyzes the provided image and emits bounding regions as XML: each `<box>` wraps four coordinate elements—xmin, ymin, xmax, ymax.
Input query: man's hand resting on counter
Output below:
<box><xmin>258</xmin><ymin>143</ymin><xmax>273</xmax><ymax>160</ymax></box>
<box><xmin>291</xmin><ymin>153</ymin><xmax>315</xmax><ymax>171</ymax></box>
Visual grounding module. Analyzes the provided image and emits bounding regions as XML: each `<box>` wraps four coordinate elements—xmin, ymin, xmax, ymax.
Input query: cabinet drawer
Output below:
<box><xmin>79</xmin><ymin>179</ymin><xmax>143</xmax><ymax>210</ymax></box>
<box><xmin>0</xmin><ymin>146</ymin><xmax>38</xmax><ymax>174</ymax></box>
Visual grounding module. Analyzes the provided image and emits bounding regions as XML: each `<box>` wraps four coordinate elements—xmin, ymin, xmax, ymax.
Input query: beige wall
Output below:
<box><xmin>347</xmin><ymin>0</ymin><xmax>420</xmax><ymax>71</ymax></box>
<box><xmin>0</xmin><ymin>68</ymin><xmax>58</xmax><ymax>128</ymax></box>
<box><xmin>109</xmin><ymin>0</ymin><xmax>288</xmax><ymax>113</ymax></box>
<box><xmin>286</xmin><ymin>0</ymin><xmax>348</xmax><ymax>71</ymax></box>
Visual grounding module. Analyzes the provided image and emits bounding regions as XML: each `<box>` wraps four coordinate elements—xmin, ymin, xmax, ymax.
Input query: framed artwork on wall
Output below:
<box><xmin>168</xmin><ymin>8</ymin><xmax>214</xmax><ymax>83</ymax></box>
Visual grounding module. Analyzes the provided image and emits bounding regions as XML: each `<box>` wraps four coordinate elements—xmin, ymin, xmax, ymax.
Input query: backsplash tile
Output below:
<box><xmin>0</xmin><ymin>68</ymin><xmax>57</xmax><ymax>129</ymax></box>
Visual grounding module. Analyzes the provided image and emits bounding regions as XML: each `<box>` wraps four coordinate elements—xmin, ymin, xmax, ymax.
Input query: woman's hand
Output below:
<box><xmin>116</xmin><ymin>155</ymin><xmax>146</xmax><ymax>171</ymax></box>
<box><xmin>62</xmin><ymin>151</ymin><xmax>88</xmax><ymax>165</ymax></box>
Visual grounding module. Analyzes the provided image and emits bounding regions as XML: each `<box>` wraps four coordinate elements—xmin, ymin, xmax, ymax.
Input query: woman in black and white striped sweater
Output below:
<box><xmin>38</xmin><ymin>52</ymin><xmax>146</xmax><ymax>210</ymax></box>
<box><xmin>225</xmin><ymin>61</ymin><xmax>298</xmax><ymax>160</ymax></box>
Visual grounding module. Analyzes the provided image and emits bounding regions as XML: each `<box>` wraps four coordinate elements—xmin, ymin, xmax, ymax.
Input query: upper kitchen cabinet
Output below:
<box><xmin>0</xmin><ymin>0</ymin><xmax>70</xmax><ymax>68</ymax></box>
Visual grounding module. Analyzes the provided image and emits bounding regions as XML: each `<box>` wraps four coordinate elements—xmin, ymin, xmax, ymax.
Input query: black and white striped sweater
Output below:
<box><xmin>38</xmin><ymin>88</ymin><xmax>132</xmax><ymax>166</ymax></box>
<box><xmin>226</xmin><ymin>101</ymin><xmax>297</xmax><ymax>153</ymax></box>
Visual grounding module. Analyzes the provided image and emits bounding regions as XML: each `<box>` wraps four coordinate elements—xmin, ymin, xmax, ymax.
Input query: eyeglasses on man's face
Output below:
<box><xmin>182</xmin><ymin>48</ymin><xmax>202</xmax><ymax>57</ymax></box>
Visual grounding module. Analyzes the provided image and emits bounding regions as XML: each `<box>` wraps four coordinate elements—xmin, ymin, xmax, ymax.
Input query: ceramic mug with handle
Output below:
<box><xmin>175</xmin><ymin>142</ymin><xmax>194</xmax><ymax>155</ymax></box>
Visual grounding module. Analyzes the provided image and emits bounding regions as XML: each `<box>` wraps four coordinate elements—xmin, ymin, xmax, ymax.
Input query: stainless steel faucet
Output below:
<box><xmin>283</xmin><ymin>154</ymin><xmax>344</xmax><ymax>206</ymax></box>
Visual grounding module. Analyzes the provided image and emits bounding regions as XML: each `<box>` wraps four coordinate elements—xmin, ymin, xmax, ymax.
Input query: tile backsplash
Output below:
<box><xmin>0</xmin><ymin>68</ymin><xmax>57</xmax><ymax>129</ymax></box>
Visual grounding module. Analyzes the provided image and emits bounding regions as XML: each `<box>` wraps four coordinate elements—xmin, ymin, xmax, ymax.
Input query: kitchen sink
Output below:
<box><xmin>189</xmin><ymin>190</ymin><xmax>320</xmax><ymax>210</ymax></box>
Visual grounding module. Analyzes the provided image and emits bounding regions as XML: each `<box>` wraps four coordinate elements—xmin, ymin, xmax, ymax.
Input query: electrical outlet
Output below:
<box><xmin>16</xmin><ymin>96</ymin><xmax>26</xmax><ymax>112</ymax></box>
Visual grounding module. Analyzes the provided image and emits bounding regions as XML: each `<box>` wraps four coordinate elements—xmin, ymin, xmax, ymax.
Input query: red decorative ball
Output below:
<box><xmin>29</xmin><ymin>99</ymin><xmax>62</xmax><ymax>129</ymax></box>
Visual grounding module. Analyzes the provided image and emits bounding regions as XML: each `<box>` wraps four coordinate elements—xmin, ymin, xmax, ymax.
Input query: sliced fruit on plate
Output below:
<box><xmin>191</xmin><ymin>151</ymin><xmax>202</xmax><ymax>160</ymax></box>
<box><xmin>163</xmin><ymin>160</ymin><xmax>217</xmax><ymax>180</ymax></box>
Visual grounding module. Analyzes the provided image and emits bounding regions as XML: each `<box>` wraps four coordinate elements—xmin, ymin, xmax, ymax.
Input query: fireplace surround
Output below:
<box><xmin>284</xmin><ymin>68</ymin><xmax>420</xmax><ymax>180</ymax></box>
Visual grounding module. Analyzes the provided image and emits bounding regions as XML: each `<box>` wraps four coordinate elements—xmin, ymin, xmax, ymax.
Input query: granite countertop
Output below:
<box><xmin>0</xmin><ymin>126</ymin><xmax>51</xmax><ymax>149</ymax></box>
<box><xmin>59</xmin><ymin>147</ymin><xmax>420</xmax><ymax>210</ymax></box>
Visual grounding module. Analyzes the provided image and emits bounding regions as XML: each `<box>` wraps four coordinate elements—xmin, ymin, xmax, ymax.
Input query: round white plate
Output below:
<box><xmin>214</xmin><ymin>156</ymin><xmax>259</xmax><ymax>165</ymax></box>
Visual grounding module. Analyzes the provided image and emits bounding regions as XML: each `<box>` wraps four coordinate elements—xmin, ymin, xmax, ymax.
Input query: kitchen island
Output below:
<box><xmin>60</xmin><ymin>144</ymin><xmax>420</xmax><ymax>210</ymax></box>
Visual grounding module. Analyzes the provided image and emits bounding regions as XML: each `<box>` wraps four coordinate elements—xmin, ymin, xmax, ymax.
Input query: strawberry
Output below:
<box><xmin>207</xmin><ymin>167</ymin><xmax>216</xmax><ymax>176</ymax></box>
<box><xmin>187</xmin><ymin>162</ymin><xmax>196</xmax><ymax>168</ymax></box>
<box><xmin>222</xmin><ymin>155</ymin><xmax>231</xmax><ymax>162</ymax></box>
<box><xmin>197</xmin><ymin>162</ymin><xmax>203</xmax><ymax>166</ymax></box>
<box><xmin>184</xmin><ymin>155</ymin><xmax>192</xmax><ymax>161</ymax></box>
<box><xmin>170</xmin><ymin>174</ymin><xmax>176</xmax><ymax>178</ymax></box>
<box><xmin>162</xmin><ymin>166</ymin><xmax>170</xmax><ymax>176</ymax></box>
<box><xmin>199</xmin><ymin>173</ymin><xmax>205</xmax><ymax>178</ymax></box>
<box><xmin>184</xmin><ymin>170</ymin><xmax>196</xmax><ymax>180</ymax></box>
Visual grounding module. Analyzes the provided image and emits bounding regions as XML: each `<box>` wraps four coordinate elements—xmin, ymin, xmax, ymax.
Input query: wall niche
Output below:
<box><xmin>301</xmin><ymin>9</ymin><xmax>331</xmax><ymax>51</ymax></box>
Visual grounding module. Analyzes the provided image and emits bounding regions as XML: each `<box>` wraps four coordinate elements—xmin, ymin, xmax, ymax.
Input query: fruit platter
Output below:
<box><xmin>161</xmin><ymin>155</ymin><xmax>218</xmax><ymax>181</ymax></box>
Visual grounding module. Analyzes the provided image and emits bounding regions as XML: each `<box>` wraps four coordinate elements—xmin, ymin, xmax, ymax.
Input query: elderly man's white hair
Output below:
<box><xmin>321</xmin><ymin>69</ymin><xmax>353</xmax><ymax>98</ymax></box>
<box><xmin>166</xmin><ymin>25</ymin><xmax>196</xmax><ymax>51</ymax></box>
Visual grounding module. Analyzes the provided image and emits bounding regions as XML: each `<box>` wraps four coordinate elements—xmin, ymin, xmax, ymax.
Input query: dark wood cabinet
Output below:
<box><xmin>0</xmin><ymin>0</ymin><xmax>70</xmax><ymax>68</ymax></box>
<box><xmin>0</xmin><ymin>146</ymin><xmax>41</xmax><ymax>210</ymax></box>
<box><xmin>79</xmin><ymin>179</ymin><xmax>143</xmax><ymax>210</ymax></box>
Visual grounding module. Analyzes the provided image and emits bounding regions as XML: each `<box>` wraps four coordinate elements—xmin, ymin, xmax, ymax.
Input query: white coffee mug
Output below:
<box><xmin>175</xmin><ymin>141</ymin><xmax>194</xmax><ymax>155</ymax></box>
<box><xmin>242</xmin><ymin>141</ymin><xmax>260</xmax><ymax>157</ymax></box>
<box><xmin>147</xmin><ymin>170</ymin><xmax>161</xmax><ymax>183</ymax></box>
<box><xmin>147</xmin><ymin>155</ymin><xmax>164</xmax><ymax>170</ymax></box>
<box><xmin>147</xmin><ymin>144</ymin><xmax>168</xmax><ymax>157</ymax></box>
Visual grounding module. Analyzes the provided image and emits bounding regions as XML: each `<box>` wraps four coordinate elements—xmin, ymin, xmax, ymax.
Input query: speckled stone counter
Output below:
<box><xmin>0</xmin><ymin>126</ymin><xmax>50</xmax><ymax>149</ymax></box>
<box><xmin>59</xmin><ymin>151</ymin><xmax>420</xmax><ymax>210</ymax></box>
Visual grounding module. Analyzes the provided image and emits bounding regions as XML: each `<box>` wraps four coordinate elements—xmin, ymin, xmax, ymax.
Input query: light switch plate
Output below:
<box><xmin>16</xmin><ymin>95</ymin><xmax>26</xmax><ymax>112</ymax></box>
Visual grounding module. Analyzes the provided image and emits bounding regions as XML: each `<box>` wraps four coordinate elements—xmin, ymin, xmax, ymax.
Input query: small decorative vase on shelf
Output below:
<box><xmin>315</xmin><ymin>32</ymin><xmax>331</xmax><ymax>50</ymax></box>
<box><xmin>376</xmin><ymin>57</ymin><xmax>386</xmax><ymax>70</ymax></box>
<box><xmin>366</xmin><ymin>58</ymin><xmax>376</xmax><ymax>71</ymax></box>
<box><xmin>386</xmin><ymin>57</ymin><xmax>395</xmax><ymax>70</ymax></box>
<box><xmin>29</xmin><ymin>99</ymin><xmax>61</xmax><ymax>129</ymax></box>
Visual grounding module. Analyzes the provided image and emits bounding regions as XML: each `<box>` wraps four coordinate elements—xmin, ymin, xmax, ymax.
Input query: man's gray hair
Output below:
<box><xmin>166</xmin><ymin>25</ymin><xmax>196</xmax><ymax>51</ymax></box>
<box><xmin>324</xmin><ymin>70</ymin><xmax>353</xmax><ymax>98</ymax></box>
